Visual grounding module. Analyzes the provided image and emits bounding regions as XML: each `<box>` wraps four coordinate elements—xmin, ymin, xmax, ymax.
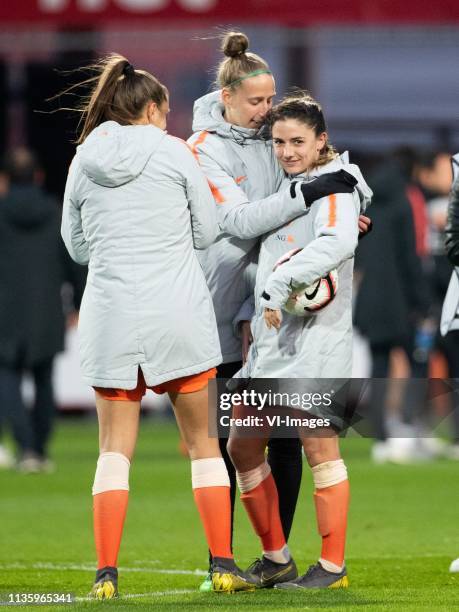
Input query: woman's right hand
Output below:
<box><xmin>264</xmin><ymin>308</ymin><xmax>282</xmax><ymax>331</ymax></box>
<box><xmin>240</xmin><ymin>320</ymin><xmax>253</xmax><ymax>364</ymax></box>
<box><xmin>296</xmin><ymin>170</ymin><xmax>358</xmax><ymax>207</ymax></box>
<box><xmin>358</xmin><ymin>214</ymin><xmax>373</xmax><ymax>239</ymax></box>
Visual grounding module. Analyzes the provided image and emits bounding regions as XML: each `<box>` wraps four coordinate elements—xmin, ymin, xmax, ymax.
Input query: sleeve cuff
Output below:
<box><xmin>260</xmin><ymin>291</ymin><xmax>284</xmax><ymax>310</ymax></box>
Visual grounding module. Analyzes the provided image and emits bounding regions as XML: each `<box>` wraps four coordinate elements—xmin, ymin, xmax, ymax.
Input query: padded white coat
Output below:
<box><xmin>61</xmin><ymin>121</ymin><xmax>222</xmax><ymax>388</ymax></box>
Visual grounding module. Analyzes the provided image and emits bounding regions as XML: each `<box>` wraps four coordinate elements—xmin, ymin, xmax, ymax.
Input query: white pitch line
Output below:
<box><xmin>76</xmin><ymin>589</ymin><xmax>195</xmax><ymax>601</ymax></box>
<box><xmin>0</xmin><ymin>553</ymin><xmax>451</xmax><ymax>577</ymax></box>
<box><xmin>0</xmin><ymin>562</ymin><xmax>206</xmax><ymax>576</ymax></box>
<box><xmin>346</xmin><ymin>553</ymin><xmax>452</xmax><ymax>560</ymax></box>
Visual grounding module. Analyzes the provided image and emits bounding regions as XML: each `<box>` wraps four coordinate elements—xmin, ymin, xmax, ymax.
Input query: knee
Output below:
<box><xmin>99</xmin><ymin>444</ymin><xmax>135</xmax><ymax>463</ymax></box>
<box><xmin>302</xmin><ymin>435</ymin><xmax>340</xmax><ymax>468</ymax></box>
<box><xmin>227</xmin><ymin>438</ymin><xmax>244</xmax><ymax>468</ymax></box>
<box><xmin>191</xmin><ymin>456</ymin><xmax>230</xmax><ymax>489</ymax></box>
<box><xmin>227</xmin><ymin>438</ymin><xmax>265</xmax><ymax>472</ymax></box>
<box><xmin>304</xmin><ymin>449</ymin><xmax>323</xmax><ymax>467</ymax></box>
<box><xmin>99</xmin><ymin>429</ymin><xmax>137</xmax><ymax>462</ymax></box>
<box><xmin>186</xmin><ymin>438</ymin><xmax>221</xmax><ymax>461</ymax></box>
<box><xmin>93</xmin><ymin>451</ymin><xmax>131</xmax><ymax>495</ymax></box>
<box><xmin>97</xmin><ymin>420</ymin><xmax>139</xmax><ymax>462</ymax></box>
<box><xmin>303</xmin><ymin>446</ymin><xmax>340</xmax><ymax>468</ymax></box>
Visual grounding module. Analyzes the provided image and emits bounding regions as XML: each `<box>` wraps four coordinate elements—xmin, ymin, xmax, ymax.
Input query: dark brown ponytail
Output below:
<box><xmin>58</xmin><ymin>54</ymin><xmax>168</xmax><ymax>144</ymax></box>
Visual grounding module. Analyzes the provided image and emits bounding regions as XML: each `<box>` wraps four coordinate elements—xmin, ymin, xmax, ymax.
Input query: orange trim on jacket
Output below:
<box><xmin>327</xmin><ymin>194</ymin><xmax>337</xmax><ymax>227</ymax></box>
<box><xmin>190</xmin><ymin>131</ymin><xmax>225</xmax><ymax>204</ymax></box>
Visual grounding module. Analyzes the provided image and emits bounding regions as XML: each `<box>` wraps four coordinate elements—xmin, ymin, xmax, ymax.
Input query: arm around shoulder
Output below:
<box><xmin>173</xmin><ymin>137</ymin><xmax>217</xmax><ymax>249</ymax></box>
<box><xmin>188</xmin><ymin>131</ymin><xmax>307</xmax><ymax>239</ymax></box>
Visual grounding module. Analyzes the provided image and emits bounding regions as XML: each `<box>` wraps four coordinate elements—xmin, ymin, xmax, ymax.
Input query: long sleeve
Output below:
<box><xmin>261</xmin><ymin>193</ymin><xmax>359</xmax><ymax>309</ymax></box>
<box><xmin>174</xmin><ymin>139</ymin><xmax>217</xmax><ymax>250</ymax></box>
<box><xmin>188</xmin><ymin>131</ymin><xmax>307</xmax><ymax>239</ymax></box>
<box><xmin>59</xmin><ymin>239</ymin><xmax>87</xmax><ymax>309</ymax></box>
<box><xmin>61</xmin><ymin>158</ymin><xmax>89</xmax><ymax>265</ymax></box>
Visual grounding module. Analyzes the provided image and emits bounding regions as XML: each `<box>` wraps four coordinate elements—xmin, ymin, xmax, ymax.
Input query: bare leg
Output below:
<box><xmin>169</xmin><ymin>387</ymin><xmax>220</xmax><ymax>459</ymax></box>
<box><xmin>169</xmin><ymin>386</ymin><xmax>236</xmax><ymax>566</ymax></box>
<box><xmin>95</xmin><ymin>394</ymin><xmax>141</xmax><ymax>460</ymax></box>
<box><xmin>91</xmin><ymin>393</ymin><xmax>141</xmax><ymax>595</ymax></box>
<box><xmin>227</xmin><ymin>403</ymin><xmax>271</xmax><ymax>472</ymax></box>
<box><xmin>228</xmin><ymin>422</ymin><xmax>287</xmax><ymax>564</ymax></box>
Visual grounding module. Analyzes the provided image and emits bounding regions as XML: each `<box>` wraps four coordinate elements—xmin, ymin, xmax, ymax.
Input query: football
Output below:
<box><xmin>273</xmin><ymin>248</ymin><xmax>338</xmax><ymax>316</ymax></box>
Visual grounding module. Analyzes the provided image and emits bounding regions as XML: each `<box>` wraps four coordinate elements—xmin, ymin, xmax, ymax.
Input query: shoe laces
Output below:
<box><xmin>304</xmin><ymin>563</ymin><xmax>320</xmax><ymax>578</ymax></box>
<box><xmin>246</xmin><ymin>558</ymin><xmax>263</xmax><ymax>573</ymax></box>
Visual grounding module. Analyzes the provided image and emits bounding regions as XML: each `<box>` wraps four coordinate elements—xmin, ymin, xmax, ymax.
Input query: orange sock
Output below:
<box><xmin>240</xmin><ymin>473</ymin><xmax>286</xmax><ymax>552</ymax></box>
<box><xmin>193</xmin><ymin>486</ymin><xmax>232</xmax><ymax>558</ymax></box>
<box><xmin>314</xmin><ymin>479</ymin><xmax>350</xmax><ymax>567</ymax></box>
<box><xmin>93</xmin><ymin>490</ymin><xmax>129</xmax><ymax>569</ymax></box>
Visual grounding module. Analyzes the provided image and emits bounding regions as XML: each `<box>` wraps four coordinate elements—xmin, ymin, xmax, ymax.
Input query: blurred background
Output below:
<box><xmin>1</xmin><ymin>1</ymin><xmax>458</xmax><ymax>195</ymax></box>
<box><xmin>0</xmin><ymin>0</ymin><xmax>459</xmax><ymax>470</ymax></box>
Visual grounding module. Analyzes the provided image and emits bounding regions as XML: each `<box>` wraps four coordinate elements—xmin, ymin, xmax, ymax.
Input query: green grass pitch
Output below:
<box><xmin>1</xmin><ymin>418</ymin><xmax>459</xmax><ymax>611</ymax></box>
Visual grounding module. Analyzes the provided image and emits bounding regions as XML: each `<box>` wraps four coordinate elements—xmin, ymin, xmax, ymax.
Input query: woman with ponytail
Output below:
<box><xmin>188</xmin><ymin>31</ymin><xmax>370</xmax><ymax>590</ymax></box>
<box><xmin>61</xmin><ymin>54</ymin><xmax>255</xmax><ymax>598</ymax></box>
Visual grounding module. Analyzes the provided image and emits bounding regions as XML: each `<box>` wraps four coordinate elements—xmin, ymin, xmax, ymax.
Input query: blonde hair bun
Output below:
<box><xmin>222</xmin><ymin>32</ymin><xmax>249</xmax><ymax>58</ymax></box>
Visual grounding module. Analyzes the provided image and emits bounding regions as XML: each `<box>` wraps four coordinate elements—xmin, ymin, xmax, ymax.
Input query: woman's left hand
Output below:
<box><xmin>264</xmin><ymin>308</ymin><xmax>282</xmax><ymax>330</ymax></box>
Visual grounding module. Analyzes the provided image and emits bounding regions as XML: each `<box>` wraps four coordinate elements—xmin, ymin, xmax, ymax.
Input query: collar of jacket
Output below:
<box><xmin>192</xmin><ymin>90</ymin><xmax>265</xmax><ymax>146</ymax></box>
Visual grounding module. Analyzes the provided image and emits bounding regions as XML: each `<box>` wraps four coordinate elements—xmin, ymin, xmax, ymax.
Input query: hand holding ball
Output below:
<box><xmin>273</xmin><ymin>248</ymin><xmax>338</xmax><ymax>316</ymax></box>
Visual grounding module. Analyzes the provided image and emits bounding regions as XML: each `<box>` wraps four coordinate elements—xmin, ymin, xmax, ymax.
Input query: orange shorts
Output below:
<box><xmin>94</xmin><ymin>367</ymin><xmax>216</xmax><ymax>402</ymax></box>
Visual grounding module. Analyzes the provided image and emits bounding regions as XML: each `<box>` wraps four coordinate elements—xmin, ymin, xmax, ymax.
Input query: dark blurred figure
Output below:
<box><xmin>0</xmin><ymin>165</ymin><xmax>14</xmax><ymax>469</ymax></box>
<box><xmin>354</xmin><ymin>149</ymin><xmax>433</xmax><ymax>463</ymax></box>
<box><xmin>415</xmin><ymin>151</ymin><xmax>454</xmax><ymax>317</ymax></box>
<box><xmin>0</xmin><ymin>147</ymin><xmax>85</xmax><ymax>472</ymax></box>
<box><xmin>410</xmin><ymin>151</ymin><xmax>459</xmax><ymax>458</ymax></box>
<box><xmin>439</xmin><ymin>154</ymin><xmax>459</xmax><ymax>458</ymax></box>
<box><xmin>444</xmin><ymin>156</ymin><xmax>459</xmax><ymax>264</ymax></box>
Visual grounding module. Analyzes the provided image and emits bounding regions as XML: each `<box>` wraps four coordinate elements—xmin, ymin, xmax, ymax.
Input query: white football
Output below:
<box><xmin>273</xmin><ymin>248</ymin><xmax>338</xmax><ymax>316</ymax></box>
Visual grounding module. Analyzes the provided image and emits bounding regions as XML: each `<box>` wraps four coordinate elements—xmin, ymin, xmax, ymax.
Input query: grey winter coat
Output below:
<box><xmin>61</xmin><ymin>121</ymin><xmax>222</xmax><ymax>388</ymax></box>
<box><xmin>188</xmin><ymin>91</ymin><xmax>311</xmax><ymax>363</ymax></box>
<box><xmin>240</xmin><ymin>155</ymin><xmax>372</xmax><ymax>380</ymax></box>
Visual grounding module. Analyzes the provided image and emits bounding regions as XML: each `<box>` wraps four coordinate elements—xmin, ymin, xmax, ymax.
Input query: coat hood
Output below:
<box><xmin>192</xmin><ymin>91</ymin><xmax>262</xmax><ymax>146</ymax></box>
<box><xmin>2</xmin><ymin>185</ymin><xmax>56</xmax><ymax>229</ymax></box>
<box><xmin>299</xmin><ymin>152</ymin><xmax>373</xmax><ymax>212</ymax></box>
<box><xmin>77</xmin><ymin>121</ymin><xmax>167</xmax><ymax>188</ymax></box>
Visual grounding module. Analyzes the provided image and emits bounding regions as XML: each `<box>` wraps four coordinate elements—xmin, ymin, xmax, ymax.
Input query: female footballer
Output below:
<box><xmin>61</xmin><ymin>54</ymin><xmax>256</xmax><ymax>598</ymax></box>
<box><xmin>227</xmin><ymin>94</ymin><xmax>372</xmax><ymax>590</ymax></box>
<box><xmin>188</xmin><ymin>31</ymin><xmax>370</xmax><ymax>589</ymax></box>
